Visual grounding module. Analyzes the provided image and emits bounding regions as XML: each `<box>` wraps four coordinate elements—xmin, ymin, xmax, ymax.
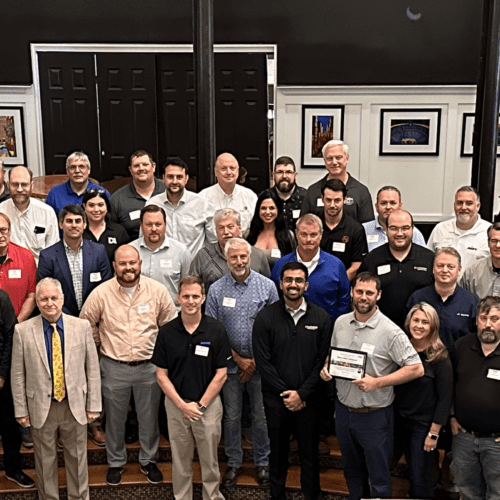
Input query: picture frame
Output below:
<box><xmin>301</xmin><ymin>105</ymin><xmax>344</xmax><ymax>168</ymax></box>
<box><xmin>379</xmin><ymin>108</ymin><xmax>441</xmax><ymax>156</ymax></box>
<box><xmin>0</xmin><ymin>107</ymin><xmax>26</xmax><ymax>165</ymax></box>
<box><xmin>460</xmin><ymin>112</ymin><xmax>500</xmax><ymax>157</ymax></box>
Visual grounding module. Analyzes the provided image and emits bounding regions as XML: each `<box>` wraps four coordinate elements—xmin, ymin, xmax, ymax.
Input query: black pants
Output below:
<box><xmin>0</xmin><ymin>377</ymin><xmax>23</xmax><ymax>475</ymax></box>
<box><xmin>264</xmin><ymin>399</ymin><xmax>321</xmax><ymax>500</ymax></box>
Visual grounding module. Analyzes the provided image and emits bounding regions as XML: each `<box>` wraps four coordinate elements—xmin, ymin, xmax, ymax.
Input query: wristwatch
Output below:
<box><xmin>428</xmin><ymin>432</ymin><xmax>439</xmax><ymax>441</ymax></box>
<box><xmin>197</xmin><ymin>402</ymin><xmax>207</xmax><ymax>412</ymax></box>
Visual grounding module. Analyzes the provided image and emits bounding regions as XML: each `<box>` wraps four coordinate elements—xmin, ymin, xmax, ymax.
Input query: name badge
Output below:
<box><xmin>332</xmin><ymin>242</ymin><xmax>346</xmax><ymax>252</ymax></box>
<box><xmin>160</xmin><ymin>259</ymin><xmax>172</xmax><ymax>268</ymax></box>
<box><xmin>292</xmin><ymin>209</ymin><xmax>301</xmax><ymax>218</ymax></box>
<box><xmin>8</xmin><ymin>269</ymin><xmax>21</xmax><ymax>279</ymax></box>
<box><xmin>377</xmin><ymin>264</ymin><xmax>391</xmax><ymax>275</ymax></box>
<box><xmin>487</xmin><ymin>369</ymin><xmax>500</xmax><ymax>380</ymax></box>
<box><xmin>195</xmin><ymin>345</ymin><xmax>209</xmax><ymax>357</ymax></box>
<box><xmin>414</xmin><ymin>267</ymin><xmax>428</xmax><ymax>271</ymax></box>
<box><xmin>367</xmin><ymin>234</ymin><xmax>379</xmax><ymax>243</ymax></box>
<box><xmin>90</xmin><ymin>272</ymin><xmax>102</xmax><ymax>282</ymax></box>
<box><xmin>108</xmin><ymin>237</ymin><xmax>117</xmax><ymax>245</ymax></box>
<box><xmin>271</xmin><ymin>248</ymin><xmax>281</xmax><ymax>258</ymax></box>
<box><xmin>317</xmin><ymin>198</ymin><xmax>324</xmax><ymax>207</ymax></box>
<box><xmin>129</xmin><ymin>210</ymin><xmax>141</xmax><ymax>221</ymax></box>
<box><xmin>360</xmin><ymin>343</ymin><xmax>375</xmax><ymax>355</ymax></box>
<box><xmin>138</xmin><ymin>303</ymin><xmax>150</xmax><ymax>314</ymax></box>
<box><xmin>222</xmin><ymin>297</ymin><xmax>236</xmax><ymax>308</ymax></box>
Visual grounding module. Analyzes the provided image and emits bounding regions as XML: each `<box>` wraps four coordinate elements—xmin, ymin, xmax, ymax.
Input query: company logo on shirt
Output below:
<box><xmin>342</xmin><ymin>235</ymin><xmax>349</xmax><ymax>243</ymax></box>
<box><xmin>345</xmin><ymin>197</ymin><xmax>354</xmax><ymax>205</ymax></box>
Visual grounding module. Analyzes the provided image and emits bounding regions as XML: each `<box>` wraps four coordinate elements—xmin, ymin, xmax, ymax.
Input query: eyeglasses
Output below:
<box><xmin>387</xmin><ymin>225</ymin><xmax>412</xmax><ymax>233</ymax></box>
<box><xmin>0</xmin><ymin>227</ymin><xmax>9</xmax><ymax>235</ymax></box>
<box><xmin>282</xmin><ymin>277</ymin><xmax>306</xmax><ymax>284</ymax></box>
<box><xmin>489</xmin><ymin>239</ymin><xmax>500</xmax><ymax>246</ymax></box>
<box><xmin>275</xmin><ymin>170</ymin><xmax>295</xmax><ymax>177</ymax></box>
<box><xmin>10</xmin><ymin>182</ymin><xmax>31</xmax><ymax>190</ymax></box>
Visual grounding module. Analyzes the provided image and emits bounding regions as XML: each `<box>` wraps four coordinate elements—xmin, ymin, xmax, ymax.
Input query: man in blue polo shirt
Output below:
<box><xmin>46</xmin><ymin>152</ymin><xmax>110</xmax><ymax>216</ymax></box>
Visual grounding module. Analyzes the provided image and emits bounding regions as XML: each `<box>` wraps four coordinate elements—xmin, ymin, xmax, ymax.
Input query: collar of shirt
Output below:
<box><xmin>63</xmin><ymin>238</ymin><xmax>83</xmax><ymax>255</ymax></box>
<box><xmin>349</xmin><ymin>307</ymin><xmax>381</xmax><ymax>329</ymax></box>
<box><xmin>3</xmin><ymin>243</ymin><xmax>14</xmax><ymax>264</ymax></box>
<box><xmin>285</xmin><ymin>297</ymin><xmax>307</xmax><ymax>316</ymax></box>
<box><xmin>138</xmin><ymin>235</ymin><xmax>170</xmax><ymax>253</ymax></box>
<box><xmin>228</xmin><ymin>269</ymin><xmax>253</xmax><ymax>287</ymax></box>
<box><xmin>375</xmin><ymin>218</ymin><xmax>385</xmax><ymax>231</ymax></box>
<box><xmin>296</xmin><ymin>248</ymin><xmax>320</xmax><ymax>266</ymax></box>
<box><xmin>114</xmin><ymin>275</ymin><xmax>143</xmax><ymax>295</ymax></box>
<box><xmin>469</xmin><ymin>333</ymin><xmax>500</xmax><ymax>357</ymax></box>
<box><xmin>43</xmin><ymin>315</ymin><xmax>64</xmax><ymax>335</ymax></box>
<box><xmin>214</xmin><ymin>182</ymin><xmax>235</xmax><ymax>200</ymax></box>
<box><xmin>163</xmin><ymin>189</ymin><xmax>189</xmax><ymax>208</ymax></box>
<box><xmin>451</xmin><ymin>216</ymin><xmax>486</xmax><ymax>236</ymax></box>
<box><xmin>274</xmin><ymin>185</ymin><xmax>295</xmax><ymax>201</ymax></box>
<box><xmin>11</xmin><ymin>198</ymin><xmax>32</xmax><ymax>215</ymax></box>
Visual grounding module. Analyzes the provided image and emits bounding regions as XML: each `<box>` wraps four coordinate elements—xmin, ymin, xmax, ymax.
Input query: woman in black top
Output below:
<box><xmin>395</xmin><ymin>302</ymin><xmax>453</xmax><ymax>499</ymax></box>
<box><xmin>246</xmin><ymin>190</ymin><xmax>295</xmax><ymax>270</ymax></box>
<box><xmin>82</xmin><ymin>189</ymin><xmax>129</xmax><ymax>264</ymax></box>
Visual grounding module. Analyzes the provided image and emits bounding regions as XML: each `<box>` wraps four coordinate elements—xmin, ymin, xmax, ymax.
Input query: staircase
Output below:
<box><xmin>0</xmin><ymin>435</ymin><xmax>411</xmax><ymax>500</ymax></box>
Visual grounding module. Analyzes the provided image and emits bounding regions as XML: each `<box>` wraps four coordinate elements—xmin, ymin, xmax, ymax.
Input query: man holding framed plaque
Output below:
<box><xmin>321</xmin><ymin>271</ymin><xmax>423</xmax><ymax>500</ymax></box>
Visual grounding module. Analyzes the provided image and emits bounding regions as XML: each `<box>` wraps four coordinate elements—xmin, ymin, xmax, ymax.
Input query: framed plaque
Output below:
<box><xmin>328</xmin><ymin>347</ymin><xmax>367</xmax><ymax>381</ymax></box>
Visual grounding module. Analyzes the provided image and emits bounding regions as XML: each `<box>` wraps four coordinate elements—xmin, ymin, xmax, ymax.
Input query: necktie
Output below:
<box><xmin>51</xmin><ymin>323</ymin><xmax>65</xmax><ymax>401</ymax></box>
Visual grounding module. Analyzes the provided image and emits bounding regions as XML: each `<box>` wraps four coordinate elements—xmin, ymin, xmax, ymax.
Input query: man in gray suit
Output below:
<box><xmin>11</xmin><ymin>277</ymin><xmax>101</xmax><ymax>500</ymax></box>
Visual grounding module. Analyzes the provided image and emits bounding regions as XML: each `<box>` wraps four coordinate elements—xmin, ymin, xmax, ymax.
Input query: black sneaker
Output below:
<box><xmin>106</xmin><ymin>467</ymin><xmax>124</xmax><ymax>486</ymax></box>
<box><xmin>140</xmin><ymin>462</ymin><xmax>163</xmax><ymax>484</ymax></box>
<box><xmin>5</xmin><ymin>471</ymin><xmax>35</xmax><ymax>488</ymax></box>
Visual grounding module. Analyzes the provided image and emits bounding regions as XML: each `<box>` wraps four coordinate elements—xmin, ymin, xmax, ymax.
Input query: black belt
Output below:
<box><xmin>466</xmin><ymin>429</ymin><xmax>500</xmax><ymax>439</ymax></box>
<box><xmin>346</xmin><ymin>406</ymin><xmax>384</xmax><ymax>413</ymax></box>
<box><xmin>107</xmin><ymin>356</ymin><xmax>151</xmax><ymax>366</ymax></box>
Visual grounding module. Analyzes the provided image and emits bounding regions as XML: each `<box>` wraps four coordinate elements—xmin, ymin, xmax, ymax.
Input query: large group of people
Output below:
<box><xmin>0</xmin><ymin>140</ymin><xmax>498</xmax><ymax>500</ymax></box>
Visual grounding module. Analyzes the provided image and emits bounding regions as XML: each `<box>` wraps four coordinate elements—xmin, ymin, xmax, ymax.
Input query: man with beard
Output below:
<box><xmin>321</xmin><ymin>272</ymin><xmax>423</xmax><ymax>500</ymax></box>
<box><xmin>0</xmin><ymin>166</ymin><xmax>59</xmax><ymax>264</ymax></box>
<box><xmin>80</xmin><ymin>245</ymin><xmax>176</xmax><ymax>486</ymax></box>
<box><xmin>362</xmin><ymin>186</ymin><xmax>426</xmax><ymax>252</ymax></box>
<box><xmin>261</xmin><ymin>156</ymin><xmax>306</xmax><ymax>231</ymax></box>
<box><xmin>146</xmin><ymin>157</ymin><xmax>216</xmax><ymax>255</ymax></box>
<box><xmin>253</xmin><ymin>262</ymin><xmax>331</xmax><ymax>500</ymax></box>
<box><xmin>359</xmin><ymin>209</ymin><xmax>435</xmax><ymax>328</ymax></box>
<box><xmin>451</xmin><ymin>295</ymin><xmax>500</xmax><ymax>500</ymax></box>
<box><xmin>319</xmin><ymin>179</ymin><xmax>367</xmax><ymax>280</ymax></box>
<box><xmin>428</xmin><ymin>186</ymin><xmax>490</xmax><ymax>274</ymax></box>
<box><xmin>206</xmin><ymin>238</ymin><xmax>278</xmax><ymax>487</ymax></box>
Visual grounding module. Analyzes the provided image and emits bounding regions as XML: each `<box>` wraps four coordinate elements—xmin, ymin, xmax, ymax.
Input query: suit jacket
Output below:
<box><xmin>10</xmin><ymin>313</ymin><xmax>101</xmax><ymax>428</ymax></box>
<box><xmin>37</xmin><ymin>239</ymin><xmax>113</xmax><ymax>316</ymax></box>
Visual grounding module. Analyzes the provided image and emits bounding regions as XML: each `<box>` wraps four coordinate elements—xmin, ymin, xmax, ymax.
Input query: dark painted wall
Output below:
<box><xmin>2</xmin><ymin>0</ymin><xmax>482</xmax><ymax>86</ymax></box>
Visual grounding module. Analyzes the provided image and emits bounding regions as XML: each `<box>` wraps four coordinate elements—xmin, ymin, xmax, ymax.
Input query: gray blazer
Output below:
<box><xmin>11</xmin><ymin>313</ymin><xmax>101</xmax><ymax>429</ymax></box>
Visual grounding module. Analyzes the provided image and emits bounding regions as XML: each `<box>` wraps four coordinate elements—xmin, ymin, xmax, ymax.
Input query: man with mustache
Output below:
<box><xmin>451</xmin><ymin>295</ymin><xmax>500</xmax><ymax>500</ymax></box>
<box><xmin>428</xmin><ymin>186</ymin><xmax>490</xmax><ymax>273</ymax></box>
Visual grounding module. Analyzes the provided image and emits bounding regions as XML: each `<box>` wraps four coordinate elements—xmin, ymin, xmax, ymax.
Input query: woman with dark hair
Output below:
<box><xmin>395</xmin><ymin>302</ymin><xmax>453</xmax><ymax>499</ymax></box>
<box><xmin>246</xmin><ymin>191</ymin><xmax>295</xmax><ymax>270</ymax></box>
<box><xmin>81</xmin><ymin>188</ymin><xmax>129</xmax><ymax>264</ymax></box>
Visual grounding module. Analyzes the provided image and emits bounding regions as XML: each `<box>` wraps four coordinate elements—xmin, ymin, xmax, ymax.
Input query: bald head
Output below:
<box><xmin>113</xmin><ymin>244</ymin><xmax>142</xmax><ymax>287</ymax></box>
<box><xmin>215</xmin><ymin>153</ymin><xmax>239</xmax><ymax>191</ymax></box>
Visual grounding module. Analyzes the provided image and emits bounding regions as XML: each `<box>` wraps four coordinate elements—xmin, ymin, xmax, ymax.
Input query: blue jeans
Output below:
<box><xmin>222</xmin><ymin>372</ymin><xmax>270</xmax><ymax>468</ymax></box>
<box><xmin>453</xmin><ymin>430</ymin><xmax>500</xmax><ymax>500</ymax></box>
<box><xmin>335</xmin><ymin>400</ymin><xmax>394</xmax><ymax>500</ymax></box>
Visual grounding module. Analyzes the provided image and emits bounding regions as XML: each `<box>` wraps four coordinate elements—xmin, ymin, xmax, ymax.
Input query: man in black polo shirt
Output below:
<box><xmin>358</xmin><ymin>209</ymin><xmax>434</xmax><ymax>328</ymax></box>
<box><xmin>253</xmin><ymin>261</ymin><xmax>331</xmax><ymax>500</ymax></box>
<box><xmin>152</xmin><ymin>275</ymin><xmax>231</xmax><ymax>500</ymax></box>
<box><xmin>319</xmin><ymin>179</ymin><xmax>368</xmax><ymax>280</ymax></box>
<box><xmin>451</xmin><ymin>295</ymin><xmax>500</xmax><ymax>500</ymax></box>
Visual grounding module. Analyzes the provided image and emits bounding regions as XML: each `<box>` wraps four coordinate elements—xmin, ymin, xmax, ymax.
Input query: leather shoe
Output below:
<box><xmin>88</xmin><ymin>425</ymin><xmax>106</xmax><ymax>447</ymax></box>
<box><xmin>5</xmin><ymin>471</ymin><xmax>35</xmax><ymax>488</ymax></box>
<box><xmin>222</xmin><ymin>466</ymin><xmax>240</xmax><ymax>486</ymax></box>
<box><xmin>257</xmin><ymin>466</ymin><xmax>270</xmax><ymax>487</ymax></box>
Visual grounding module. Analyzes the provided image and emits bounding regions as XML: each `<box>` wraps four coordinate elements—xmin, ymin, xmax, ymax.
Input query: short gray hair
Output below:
<box><xmin>296</xmin><ymin>213</ymin><xmax>323</xmax><ymax>234</ymax></box>
<box><xmin>435</xmin><ymin>247</ymin><xmax>461</xmax><ymax>267</ymax></box>
<box><xmin>214</xmin><ymin>208</ymin><xmax>241</xmax><ymax>226</ymax></box>
<box><xmin>36</xmin><ymin>277</ymin><xmax>64</xmax><ymax>299</ymax></box>
<box><xmin>224</xmin><ymin>237</ymin><xmax>252</xmax><ymax>258</ymax></box>
<box><xmin>66</xmin><ymin>151</ymin><xmax>91</xmax><ymax>171</ymax></box>
<box><xmin>322</xmin><ymin>140</ymin><xmax>349</xmax><ymax>157</ymax></box>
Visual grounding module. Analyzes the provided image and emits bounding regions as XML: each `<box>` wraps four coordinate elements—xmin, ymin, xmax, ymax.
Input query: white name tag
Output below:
<box><xmin>90</xmin><ymin>272</ymin><xmax>102</xmax><ymax>282</ymax></box>
<box><xmin>138</xmin><ymin>303</ymin><xmax>150</xmax><ymax>314</ymax></box>
<box><xmin>271</xmin><ymin>248</ymin><xmax>281</xmax><ymax>258</ymax></box>
<box><xmin>377</xmin><ymin>264</ymin><xmax>391</xmax><ymax>275</ymax></box>
<box><xmin>129</xmin><ymin>210</ymin><xmax>141</xmax><ymax>221</ymax></box>
<box><xmin>292</xmin><ymin>209</ymin><xmax>301</xmax><ymax>218</ymax></box>
<box><xmin>160</xmin><ymin>259</ymin><xmax>172</xmax><ymax>268</ymax></box>
<box><xmin>317</xmin><ymin>198</ymin><xmax>324</xmax><ymax>207</ymax></box>
<box><xmin>8</xmin><ymin>269</ymin><xmax>21</xmax><ymax>279</ymax></box>
<box><xmin>367</xmin><ymin>234</ymin><xmax>379</xmax><ymax>243</ymax></box>
<box><xmin>487</xmin><ymin>369</ymin><xmax>500</xmax><ymax>380</ymax></box>
<box><xmin>222</xmin><ymin>297</ymin><xmax>236</xmax><ymax>308</ymax></box>
<box><xmin>360</xmin><ymin>343</ymin><xmax>375</xmax><ymax>355</ymax></box>
<box><xmin>108</xmin><ymin>237</ymin><xmax>117</xmax><ymax>245</ymax></box>
<box><xmin>195</xmin><ymin>345</ymin><xmax>209</xmax><ymax>357</ymax></box>
<box><xmin>332</xmin><ymin>242</ymin><xmax>346</xmax><ymax>252</ymax></box>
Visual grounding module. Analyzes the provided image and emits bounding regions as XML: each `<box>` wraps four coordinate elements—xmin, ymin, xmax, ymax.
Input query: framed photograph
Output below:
<box><xmin>379</xmin><ymin>108</ymin><xmax>441</xmax><ymax>156</ymax></box>
<box><xmin>0</xmin><ymin>107</ymin><xmax>26</xmax><ymax>165</ymax></box>
<box><xmin>301</xmin><ymin>105</ymin><xmax>344</xmax><ymax>168</ymax></box>
<box><xmin>460</xmin><ymin>112</ymin><xmax>500</xmax><ymax>157</ymax></box>
<box><xmin>328</xmin><ymin>347</ymin><xmax>367</xmax><ymax>381</ymax></box>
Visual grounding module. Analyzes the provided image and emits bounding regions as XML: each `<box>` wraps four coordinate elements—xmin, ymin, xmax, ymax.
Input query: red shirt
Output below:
<box><xmin>0</xmin><ymin>242</ymin><xmax>37</xmax><ymax>315</ymax></box>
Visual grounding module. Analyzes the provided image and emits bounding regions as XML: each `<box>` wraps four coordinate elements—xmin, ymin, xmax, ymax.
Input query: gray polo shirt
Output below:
<box><xmin>332</xmin><ymin>308</ymin><xmax>421</xmax><ymax>408</ymax></box>
<box><xmin>459</xmin><ymin>255</ymin><xmax>500</xmax><ymax>299</ymax></box>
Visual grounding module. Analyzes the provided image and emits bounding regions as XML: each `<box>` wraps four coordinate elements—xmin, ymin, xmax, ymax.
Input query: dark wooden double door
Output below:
<box><xmin>38</xmin><ymin>51</ymin><xmax>270</xmax><ymax>193</ymax></box>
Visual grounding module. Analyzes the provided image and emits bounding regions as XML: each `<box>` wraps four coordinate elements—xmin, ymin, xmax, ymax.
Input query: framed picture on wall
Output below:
<box><xmin>0</xmin><ymin>107</ymin><xmax>26</xmax><ymax>165</ymax></box>
<box><xmin>301</xmin><ymin>105</ymin><xmax>344</xmax><ymax>168</ymax></box>
<box><xmin>379</xmin><ymin>108</ymin><xmax>441</xmax><ymax>156</ymax></box>
<box><xmin>460</xmin><ymin>112</ymin><xmax>500</xmax><ymax>157</ymax></box>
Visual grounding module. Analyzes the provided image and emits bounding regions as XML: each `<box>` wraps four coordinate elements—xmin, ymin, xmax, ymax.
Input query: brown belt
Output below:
<box><xmin>346</xmin><ymin>406</ymin><xmax>384</xmax><ymax>413</ymax></box>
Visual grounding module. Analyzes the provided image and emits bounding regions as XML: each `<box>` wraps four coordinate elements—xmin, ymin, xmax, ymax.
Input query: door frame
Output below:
<box><xmin>31</xmin><ymin>43</ymin><xmax>277</xmax><ymax>174</ymax></box>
